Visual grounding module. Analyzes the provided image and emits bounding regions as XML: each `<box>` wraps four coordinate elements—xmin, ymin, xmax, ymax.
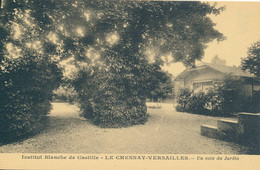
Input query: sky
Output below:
<box><xmin>164</xmin><ymin>1</ymin><xmax>260</xmax><ymax>76</ymax></box>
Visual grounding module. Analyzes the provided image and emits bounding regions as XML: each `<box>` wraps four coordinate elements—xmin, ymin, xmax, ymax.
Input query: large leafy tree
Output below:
<box><xmin>242</xmin><ymin>41</ymin><xmax>260</xmax><ymax>78</ymax></box>
<box><xmin>1</xmin><ymin>0</ymin><xmax>224</xmax><ymax>128</ymax></box>
<box><xmin>0</xmin><ymin>0</ymin><xmax>62</xmax><ymax>142</ymax></box>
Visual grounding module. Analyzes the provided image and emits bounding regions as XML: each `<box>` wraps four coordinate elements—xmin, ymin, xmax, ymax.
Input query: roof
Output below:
<box><xmin>175</xmin><ymin>62</ymin><xmax>254</xmax><ymax>80</ymax></box>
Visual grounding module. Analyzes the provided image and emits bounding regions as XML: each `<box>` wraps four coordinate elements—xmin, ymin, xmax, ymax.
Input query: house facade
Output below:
<box><xmin>174</xmin><ymin>63</ymin><xmax>260</xmax><ymax>97</ymax></box>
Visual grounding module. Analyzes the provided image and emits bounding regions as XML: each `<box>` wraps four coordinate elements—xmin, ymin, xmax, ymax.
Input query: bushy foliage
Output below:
<box><xmin>176</xmin><ymin>88</ymin><xmax>208</xmax><ymax>113</ymax></box>
<box><xmin>72</xmin><ymin>67</ymin><xmax>148</xmax><ymax>128</ymax></box>
<box><xmin>147</xmin><ymin>70</ymin><xmax>173</xmax><ymax>101</ymax></box>
<box><xmin>242</xmin><ymin>41</ymin><xmax>260</xmax><ymax>78</ymax></box>
<box><xmin>55</xmin><ymin>1</ymin><xmax>223</xmax><ymax>127</ymax></box>
<box><xmin>241</xmin><ymin>40</ymin><xmax>260</xmax><ymax>113</ymax></box>
<box><xmin>0</xmin><ymin>1</ymin><xmax>62</xmax><ymax>143</ymax></box>
<box><xmin>206</xmin><ymin>75</ymin><xmax>244</xmax><ymax>115</ymax></box>
<box><xmin>1</xmin><ymin>0</ymin><xmax>224</xmax><ymax>129</ymax></box>
<box><xmin>176</xmin><ymin>75</ymin><xmax>249</xmax><ymax>116</ymax></box>
<box><xmin>53</xmin><ymin>85</ymin><xmax>78</xmax><ymax>103</ymax></box>
<box><xmin>176</xmin><ymin>88</ymin><xmax>193</xmax><ymax>112</ymax></box>
<box><xmin>91</xmin><ymin>94</ymin><xmax>147</xmax><ymax>128</ymax></box>
<box><xmin>186</xmin><ymin>91</ymin><xmax>208</xmax><ymax>113</ymax></box>
<box><xmin>0</xmin><ymin>55</ymin><xmax>62</xmax><ymax>143</ymax></box>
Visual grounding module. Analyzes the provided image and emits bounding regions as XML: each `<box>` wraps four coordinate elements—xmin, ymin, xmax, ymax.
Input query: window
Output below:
<box><xmin>193</xmin><ymin>81</ymin><xmax>213</xmax><ymax>91</ymax></box>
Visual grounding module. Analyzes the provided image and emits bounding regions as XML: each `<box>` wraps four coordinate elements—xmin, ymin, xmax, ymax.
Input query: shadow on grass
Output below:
<box><xmin>0</xmin><ymin>117</ymin><xmax>50</xmax><ymax>146</ymax></box>
<box><xmin>0</xmin><ymin>112</ymin><xmax>151</xmax><ymax>146</ymax></box>
<box><xmin>0</xmin><ymin>115</ymin><xmax>90</xmax><ymax>146</ymax></box>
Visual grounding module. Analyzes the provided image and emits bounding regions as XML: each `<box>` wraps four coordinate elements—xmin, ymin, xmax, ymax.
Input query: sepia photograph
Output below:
<box><xmin>0</xmin><ymin>0</ymin><xmax>260</xmax><ymax>169</ymax></box>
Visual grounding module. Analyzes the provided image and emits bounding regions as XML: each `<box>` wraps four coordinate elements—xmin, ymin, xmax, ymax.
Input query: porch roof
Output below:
<box><xmin>175</xmin><ymin>62</ymin><xmax>254</xmax><ymax>80</ymax></box>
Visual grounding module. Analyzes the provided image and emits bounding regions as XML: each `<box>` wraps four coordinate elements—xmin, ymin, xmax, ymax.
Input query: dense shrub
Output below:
<box><xmin>206</xmin><ymin>76</ymin><xmax>244</xmax><ymax>115</ymax></box>
<box><xmin>0</xmin><ymin>55</ymin><xmax>62</xmax><ymax>143</ymax></box>
<box><xmin>176</xmin><ymin>88</ymin><xmax>208</xmax><ymax>114</ymax></box>
<box><xmin>175</xmin><ymin>75</ymin><xmax>253</xmax><ymax>116</ymax></box>
<box><xmin>91</xmin><ymin>94</ymin><xmax>147</xmax><ymax>128</ymax></box>
<box><xmin>176</xmin><ymin>88</ymin><xmax>193</xmax><ymax>112</ymax></box>
<box><xmin>185</xmin><ymin>91</ymin><xmax>208</xmax><ymax>114</ymax></box>
<box><xmin>0</xmin><ymin>1</ymin><xmax>63</xmax><ymax>143</ymax></box>
<box><xmin>72</xmin><ymin>68</ymin><xmax>148</xmax><ymax>128</ymax></box>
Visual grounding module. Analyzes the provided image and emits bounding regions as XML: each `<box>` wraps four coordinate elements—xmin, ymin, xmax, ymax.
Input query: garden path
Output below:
<box><xmin>0</xmin><ymin>102</ymin><xmax>252</xmax><ymax>154</ymax></box>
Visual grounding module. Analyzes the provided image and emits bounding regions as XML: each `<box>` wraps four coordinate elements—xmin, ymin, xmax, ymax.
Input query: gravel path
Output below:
<box><xmin>0</xmin><ymin>102</ymin><xmax>252</xmax><ymax>154</ymax></box>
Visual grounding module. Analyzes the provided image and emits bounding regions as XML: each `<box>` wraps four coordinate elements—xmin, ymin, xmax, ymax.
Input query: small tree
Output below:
<box><xmin>241</xmin><ymin>41</ymin><xmax>260</xmax><ymax>113</ymax></box>
<box><xmin>241</xmin><ymin>41</ymin><xmax>260</xmax><ymax>78</ymax></box>
<box><xmin>147</xmin><ymin>70</ymin><xmax>173</xmax><ymax>102</ymax></box>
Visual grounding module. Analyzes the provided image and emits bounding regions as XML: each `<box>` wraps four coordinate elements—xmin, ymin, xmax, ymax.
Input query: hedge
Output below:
<box><xmin>0</xmin><ymin>55</ymin><xmax>62</xmax><ymax>143</ymax></box>
<box><xmin>176</xmin><ymin>76</ymin><xmax>260</xmax><ymax>116</ymax></box>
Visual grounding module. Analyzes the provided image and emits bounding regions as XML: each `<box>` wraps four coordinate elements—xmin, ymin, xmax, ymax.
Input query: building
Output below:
<box><xmin>174</xmin><ymin>62</ymin><xmax>260</xmax><ymax>97</ymax></box>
